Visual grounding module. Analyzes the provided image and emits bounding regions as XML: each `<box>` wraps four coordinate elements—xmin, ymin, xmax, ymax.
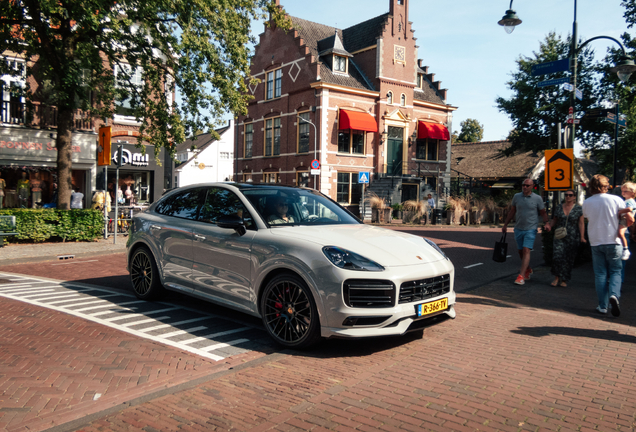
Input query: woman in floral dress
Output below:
<box><xmin>549</xmin><ymin>190</ymin><xmax>586</xmax><ymax>287</ymax></box>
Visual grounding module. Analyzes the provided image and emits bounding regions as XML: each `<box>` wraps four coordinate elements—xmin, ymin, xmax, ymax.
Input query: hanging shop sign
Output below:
<box><xmin>112</xmin><ymin>147</ymin><xmax>150</xmax><ymax>167</ymax></box>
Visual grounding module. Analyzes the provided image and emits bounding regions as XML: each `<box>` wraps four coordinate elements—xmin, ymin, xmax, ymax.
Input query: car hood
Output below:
<box><xmin>269</xmin><ymin>224</ymin><xmax>447</xmax><ymax>266</ymax></box>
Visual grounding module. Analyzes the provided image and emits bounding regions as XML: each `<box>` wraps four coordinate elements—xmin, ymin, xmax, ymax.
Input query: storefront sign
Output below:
<box><xmin>0</xmin><ymin>129</ymin><xmax>95</xmax><ymax>164</ymax></box>
<box><xmin>112</xmin><ymin>148</ymin><xmax>150</xmax><ymax>167</ymax></box>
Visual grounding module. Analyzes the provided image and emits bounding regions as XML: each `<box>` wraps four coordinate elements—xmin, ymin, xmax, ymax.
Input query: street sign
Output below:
<box><xmin>584</xmin><ymin>108</ymin><xmax>610</xmax><ymax>119</ymax></box>
<box><xmin>568</xmin><ymin>106</ymin><xmax>574</xmax><ymax>114</ymax></box>
<box><xmin>358</xmin><ymin>172</ymin><xmax>370</xmax><ymax>184</ymax></box>
<box><xmin>310</xmin><ymin>169</ymin><xmax>320</xmax><ymax>175</ymax></box>
<box><xmin>565</xmin><ymin>118</ymin><xmax>580</xmax><ymax>124</ymax></box>
<box><xmin>537</xmin><ymin>77</ymin><xmax>570</xmax><ymax>88</ymax></box>
<box><xmin>97</xmin><ymin>126</ymin><xmax>111</xmax><ymax>166</ymax></box>
<box><xmin>562</xmin><ymin>83</ymin><xmax>573</xmax><ymax>91</ymax></box>
<box><xmin>545</xmin><ymin>149</ymin><xmax>574</xmax><ymax>191</ymax></box>
<box><xmin>310</xmin><ymin>159</ymin><xmax>320</xmax><ymax>170</ymax></box>
<box><xmin>531</xmin><ymin>58</ymin><xmax>570</xmax><ymax>76</ymax></box>
<box><xmin>575</xmin><ymin>89</ymin><xmax>583</xmax><ymax>100</ymax></box>
<box><xmin>607</xmin><ymin>113</ymin><xmax>627</xmax><ymax>128</ymax></box>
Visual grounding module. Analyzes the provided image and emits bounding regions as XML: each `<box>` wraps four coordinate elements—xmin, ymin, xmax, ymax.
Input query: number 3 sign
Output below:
<box><xmin>545</xmin><ymin>149</ymin><xmax>574</xmax><ymax>191</ymax></box>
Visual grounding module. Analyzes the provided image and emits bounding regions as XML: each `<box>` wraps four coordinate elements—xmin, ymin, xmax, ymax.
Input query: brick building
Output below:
<box><xmin>235</xmin><ymin>0</ymin><xmax>457</xmax><ymax>216</ymax></box>
<box><xmin>0</xmin><ymin>52</ymin><xmax>171</xmax><ymax>209</ymax></box>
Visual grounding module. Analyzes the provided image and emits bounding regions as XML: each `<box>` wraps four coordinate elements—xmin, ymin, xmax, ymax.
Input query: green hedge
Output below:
<box><xmin>0</xmin><ymin>209</ymin><xmax>103</xmax><ymax>243</ymax></box>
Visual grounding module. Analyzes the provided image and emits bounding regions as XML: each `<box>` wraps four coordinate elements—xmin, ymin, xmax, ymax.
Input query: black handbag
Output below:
<box><xmin>493</xmin><ymin>233</ymin><xmax>508</xmax><ymax>263</ymax></box>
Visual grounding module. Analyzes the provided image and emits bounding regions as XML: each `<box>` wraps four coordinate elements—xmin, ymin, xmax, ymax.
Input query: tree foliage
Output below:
<box><xmin>495</xmin><ymin>32</ymin><xmax>602</xmax><ymax>156</ymax></box>
<box><xmin>593</xmin><ymin>0</ymin><xmax>636</xmax><ymax>181</ymax></box>
<box><xmin>455</xmin><ymin>118</ymin><xmax>484</xmax><ymax>143</ymax></box>
<box><xmin>0</xmin><ymin>0</ymin><xmax>289</xmax><ymax>208</ymax></box>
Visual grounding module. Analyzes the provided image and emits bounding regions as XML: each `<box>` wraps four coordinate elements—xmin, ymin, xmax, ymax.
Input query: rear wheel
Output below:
<box><xmin>260</xmin><ymin>273</ymin><xmax>321</xmax><ymax>349</ymax></box>
<box><xmin>130</xmin><ymin>247</ymin><xmax>164</xmax><ymax>300</ymax></box>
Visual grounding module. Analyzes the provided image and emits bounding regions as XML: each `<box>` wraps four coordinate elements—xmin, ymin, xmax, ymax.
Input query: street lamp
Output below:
<box><xmin>499</xmin><ymin>0</ymin><xmax>636</xmax><ymax>185</ymax></box>
<box><xmin>297</xmin><ymin>114</ymin><xmax>318</xmax><ymax>190</ymax></box>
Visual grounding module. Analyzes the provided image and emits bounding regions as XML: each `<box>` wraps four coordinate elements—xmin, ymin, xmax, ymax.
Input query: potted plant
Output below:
<box><xmin>402</xmin><ymin>200</ymin><xmax>427</xmax><ymax>224</ymax></box>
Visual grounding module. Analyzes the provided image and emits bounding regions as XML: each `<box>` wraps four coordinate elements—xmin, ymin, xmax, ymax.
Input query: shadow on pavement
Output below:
<box><xmin>511</xmin><ymin>326</ymin><xmax>636</xmax><ymax>343</ymax></box>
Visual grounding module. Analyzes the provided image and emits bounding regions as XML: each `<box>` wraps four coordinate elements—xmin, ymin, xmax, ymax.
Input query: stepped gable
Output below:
<box><xmin>415</xmin><ymin>64</ymin><xmax>446</xmax><ymax>105</ymax></box>
<box><xmin>451</xmin><ymin>141</ymin><xmax>542</xmax><ymax>179</ymax></box>
<box><xmin>290</xmin><ymin>16</ymin><xmax>385</xmax><ymax>91</ymax></box>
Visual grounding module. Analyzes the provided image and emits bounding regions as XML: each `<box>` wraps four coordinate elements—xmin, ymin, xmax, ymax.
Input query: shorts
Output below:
<box><xmin>514</xmin><ymin>229</ymin><xmax>537</xmax><ymax>251</ymax></box>
<box><xmin>620</xmin><ymin>214</ymin><xmax>631</xmax><ymax>228</ymax></box>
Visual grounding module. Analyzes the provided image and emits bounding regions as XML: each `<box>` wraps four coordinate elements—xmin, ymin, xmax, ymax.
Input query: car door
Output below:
<box><xmin>190</xmin><ymin>187</ymin><xmax>256</xmax><ymax>312</ymax></box>
<box><xmin>151</xmin><ymin>187</ymin><xmax>204</xmax><ymax>290</ymax></box>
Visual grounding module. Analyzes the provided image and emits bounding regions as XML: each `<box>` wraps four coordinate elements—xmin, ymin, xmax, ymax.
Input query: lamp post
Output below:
<box><xmin>499</xmin><ymin>0</ymin><xmax>636</xmax><ymax>185</ymax></box>
<box><xmin>297</xmin><ymin>115</ymin><xmax>318</xmax><ymax>190</ymax></box>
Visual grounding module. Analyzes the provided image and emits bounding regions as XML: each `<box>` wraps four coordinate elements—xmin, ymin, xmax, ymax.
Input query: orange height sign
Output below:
<box><xmin>545</xmin><ymin>149</ymin><xmax>574</xmax><ymax>191</ymax></box>
<box><xmin>97</xmin><ymin>126</ymin><xmax>111</xmax><ymax>166</ymax></box>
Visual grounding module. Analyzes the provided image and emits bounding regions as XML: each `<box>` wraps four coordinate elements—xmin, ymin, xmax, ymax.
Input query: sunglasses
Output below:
<box><xmin>522</xmin><ymin>184</ymin><xmax>532</xmax><ymax>187</ymax></box>
<box><xmin>564</xmin><ymin>193</ymin><xmax>575</xmax><ymax>197</ymax></box>
<box><xmin>276</xmin><ymin>202</ymin><xmax>288</xmax><ymax>207</ymax></box>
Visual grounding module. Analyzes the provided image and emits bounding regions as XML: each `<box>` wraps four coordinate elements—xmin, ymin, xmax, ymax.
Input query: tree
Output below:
<box><xmin>0</xmin><ymin>0</ymin><xmax>288</xmax><ymax>208</ymax></box>
<box><xmin>455</xmin><ymin>118</ymin><xmax>484</xmax><ymax>143</ymax></box>
<box><xmin>594</xmin><ymin>0</ymin><xmax>636</xmax><ymax>181</ymax></box>
<box><xmin>495</xmin><ymin>32</ymin><xmax>601</xmax><ymax>156</ymax></box>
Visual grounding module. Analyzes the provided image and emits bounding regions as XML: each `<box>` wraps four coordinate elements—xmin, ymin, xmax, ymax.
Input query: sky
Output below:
<box><xmin>259</xmin><ymin>0</ymin><xmax>631</xmax><ymax>145</ymax></box>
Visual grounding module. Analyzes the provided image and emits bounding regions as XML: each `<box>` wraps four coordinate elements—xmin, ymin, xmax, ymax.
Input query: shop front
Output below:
<box><xmin>0</xmin><ymin>128</ymin><xmax>96</xmax><ymax>208</ymax></box>
<box><xmin>95</xmin><ymin>143</ymin><xmax>165</xmax><ymax>207</ymax></box>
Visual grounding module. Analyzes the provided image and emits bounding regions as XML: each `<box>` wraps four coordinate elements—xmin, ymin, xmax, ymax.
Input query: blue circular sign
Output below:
<box><xmin>311</xmin><ymin>159</ymin><xmax>320</xmax><ymax>170</ymax></box>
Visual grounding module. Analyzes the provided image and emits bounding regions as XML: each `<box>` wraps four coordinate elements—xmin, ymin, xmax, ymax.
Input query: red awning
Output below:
<box><xmin>417</xmin><ymin>122</ymin><xmax>450</xmax><ymax>140</ymax></box>
<box><xmin>339</xmin><ymin>110</ymin><xmax>378</xmax><ymax>132</ymax></box>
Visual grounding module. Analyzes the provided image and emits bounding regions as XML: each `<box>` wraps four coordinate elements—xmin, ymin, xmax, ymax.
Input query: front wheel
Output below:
<box><xmin>130</xmin><ymin>247</ymin><xmax>164</xmax><ymax>300</ymax></box>
<box><xmin>260</xmin><ymin>273</ymin><xmax>321</xmax><ymax>349</ymax></box>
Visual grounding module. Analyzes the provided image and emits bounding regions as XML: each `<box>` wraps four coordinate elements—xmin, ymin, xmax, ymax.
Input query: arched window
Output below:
<box><xmin>387</xmin><ymin>91</ymin><xmax>393</xmax><ymax>105</ymax></box>
<box><xmin>400</xmin><ymin>94</ymin><xmax>406</xmax><ymax>106</ymax></box>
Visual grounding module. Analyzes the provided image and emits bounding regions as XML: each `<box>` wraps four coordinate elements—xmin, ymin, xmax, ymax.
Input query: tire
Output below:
<box><xmin>260</xmin><ymin>273</ymin><xmax>321</xmax><ymax>349</ymax></box>
<box><xmin>130</xmin><ymin>247</ymin><xmax>164</xmax><ymax>300</ymax></box>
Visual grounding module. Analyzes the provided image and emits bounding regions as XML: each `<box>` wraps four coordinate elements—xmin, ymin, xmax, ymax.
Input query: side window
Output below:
<box><xmin>199</xmin><ymin>188</ymin><xmax>254</xmax><ymax>229</ymax></box>
<box><xmin>155</xmin><ymin>188</ymin><xmax>203</xmax><ymax>219</ymax></box>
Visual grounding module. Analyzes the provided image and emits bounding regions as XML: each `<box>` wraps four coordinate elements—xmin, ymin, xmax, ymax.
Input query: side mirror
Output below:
<box><xmin>217</xmin><ymin>214</ymin><xmax>246</xmax><ymax>236</ymax></box>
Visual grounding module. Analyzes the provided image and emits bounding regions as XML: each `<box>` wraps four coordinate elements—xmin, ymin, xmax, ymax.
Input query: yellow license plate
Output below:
<box><xmin>416</xmin><ymin>298</ymin><xmax>448</xmax><ymax>317</ymax></box>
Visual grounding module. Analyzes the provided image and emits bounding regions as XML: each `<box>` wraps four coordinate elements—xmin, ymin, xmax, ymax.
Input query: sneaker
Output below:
<box><xmin>514</xmin><ymin>274</ymin><xmax>525</xmax><ymax>285</ymax></box>
<box><xmin>610</xmin><ymin>295</ymin><xmax>621</xmax><ymax>317</ymax></box>
<box><xmin>621</xmin><ymin>249</ymin><xmax>631</xmax><ymax>260</ymax></box>
<box><xmin>596</xmin><ymin>306</ymin><xmax>608</xmax><ymax>314</ymax></box>
<box><xmin>524</xmin><ymin>268</ymin><xmax>533</xmax><ymax>280</ymax></box>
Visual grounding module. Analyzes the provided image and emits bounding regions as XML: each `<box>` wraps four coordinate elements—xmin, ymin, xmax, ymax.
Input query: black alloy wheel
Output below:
<box><xmin>261</xmin><ymin>273</ymin><xmax>320</xmax><ymax>349</ymax></box>
<box><xmin>130</xmin><ymin>247</ymin><xmax>163</xmax><ymax>300</ymax></box>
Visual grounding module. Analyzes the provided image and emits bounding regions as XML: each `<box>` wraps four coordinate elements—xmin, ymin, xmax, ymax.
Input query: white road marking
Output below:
<box><xmin>0</xmin><ymin>272</ymin><xmax>259</xmax><ymax>362</ymax></box>
<box><xmin>464</xmin><ymin>263</ymin><xmax>484</xmax><ymax>269</ymax></box>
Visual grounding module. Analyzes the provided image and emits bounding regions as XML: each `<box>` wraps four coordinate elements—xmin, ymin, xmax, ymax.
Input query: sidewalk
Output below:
<box><xmin>1</xmin><ymin>234</ymin><xmax>635</xmax><ymax>431</ymax></box>
<box><xmin>0</xmin><ymin>237</ymin><xmax>127</xmax><ymax>265</ymax></box>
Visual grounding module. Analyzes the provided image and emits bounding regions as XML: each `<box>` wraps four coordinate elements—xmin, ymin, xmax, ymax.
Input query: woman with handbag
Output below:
<box><xmin>549</xmin><ymin>189</ymin><xmax>586</xmax><ymax>287</ymax></box>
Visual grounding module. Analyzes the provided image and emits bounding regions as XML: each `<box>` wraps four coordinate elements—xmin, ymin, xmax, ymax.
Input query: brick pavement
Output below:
<box><xmin>1</xmin><ymin>231</ymin><xmax>636</xmax><ymax>431</ymax></box>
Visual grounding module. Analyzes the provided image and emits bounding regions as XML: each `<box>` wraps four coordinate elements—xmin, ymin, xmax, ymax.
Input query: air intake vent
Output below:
<box><xmin>399</xmin><ymin>274</ymin><xmax>451</xmax><ymax>304</ymax></box>
<box><xmin>343</xmin><ymin>279</ymin><xmax>395</xmax><ymax>308</ymax></box>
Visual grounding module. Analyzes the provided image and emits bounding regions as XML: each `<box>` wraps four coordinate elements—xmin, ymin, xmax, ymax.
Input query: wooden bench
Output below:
<box><xmin>0</xmin><ymin>215</ymin><xmax>18</xmax><ymax>247</ymax></box>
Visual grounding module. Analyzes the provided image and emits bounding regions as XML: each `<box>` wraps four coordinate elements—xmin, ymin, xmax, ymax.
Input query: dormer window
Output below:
<box><xmin>417</xmin><ymin>74</ymin><xmax>423</xmax><ymax>89</ymax></box>
<box><xmin>333</xmin><ymin>55</ymin><xmax>347</xmax><ymax>73</ymax></box>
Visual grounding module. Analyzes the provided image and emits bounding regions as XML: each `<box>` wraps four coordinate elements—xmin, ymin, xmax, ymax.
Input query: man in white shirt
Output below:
<box><xmin>583</xmin><ymin>174</ymin><xmax>634</xmax><ymax>316</ymax></box>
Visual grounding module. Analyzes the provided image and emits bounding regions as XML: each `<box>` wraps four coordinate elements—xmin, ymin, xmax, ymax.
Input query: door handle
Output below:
<box><xmin>194</xmin><ymin>234</ymin><xmax>206</xmax><ymax>241</ymax></box>
<box><xmin>150</xmin><ymin>225</ymin><xmax>162</xmax><ymax>230</ymax></box>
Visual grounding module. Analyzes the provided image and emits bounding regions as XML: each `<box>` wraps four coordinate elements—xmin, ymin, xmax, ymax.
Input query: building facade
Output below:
<box><xmin>235</xmin><ymin>0</ymin><xmax>456</xmax><ymax>216</ymax></box>
<box><xmin>0</xmin><ymin>52</ymin><xmax>171</xmax><ymax>209</ymax></box>
<box><xmin>174</xmin><ymin>120</ymin><xmax>235</xmax><ymax>188</ymax></box>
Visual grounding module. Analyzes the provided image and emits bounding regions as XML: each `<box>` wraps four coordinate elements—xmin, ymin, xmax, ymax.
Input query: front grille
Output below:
<box><xmin>399</xmin><ymin>274</ymin><xmax>451</xmax><ymax>304</ymax></box>
<box><xmin>343</xmin><ymin>279</ymin><xmax>395</xmax><ymax>308</ymax></box>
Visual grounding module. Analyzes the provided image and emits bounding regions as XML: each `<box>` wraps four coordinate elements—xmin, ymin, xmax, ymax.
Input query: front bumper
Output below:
<box><xmin>315</xmin><ymin>258</ymin><xmax>456</xmax><ymax>339</ymax></box>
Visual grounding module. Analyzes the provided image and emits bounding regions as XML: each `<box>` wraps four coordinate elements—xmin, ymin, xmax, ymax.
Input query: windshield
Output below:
<box><xmin>241</xmin><ymin>187</ymin><xmax>361</xmax><ymax>227</ymax></box>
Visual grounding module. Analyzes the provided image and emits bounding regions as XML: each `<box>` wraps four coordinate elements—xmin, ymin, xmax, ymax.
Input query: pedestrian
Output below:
<box><xmin>582</xmin><ymin>174</ymin><xmax>634</xmax><ymax>316</ymax></box>
<box><xmin>548</xmin><ymin>189</ymin><xmax>585</xmax><ymax>287</ymax></box>
<box><xmin>502</xmin><ymin>178</ymin><xmax>551</xmax><ymax>285</ymax></box>
<box><xmin>427</xmin><ymin>193</ymin><xmax>435</xmax><ymax>223</ymax></box>
<box><xmin>70</xmin><ymin>188</ymin><xmax>84</xmax><ymax>209</ymax></box>
<box><xmin>617</xmin><ymin>181</ymin><xmax>636</xmax><ymax>260</ymax></box>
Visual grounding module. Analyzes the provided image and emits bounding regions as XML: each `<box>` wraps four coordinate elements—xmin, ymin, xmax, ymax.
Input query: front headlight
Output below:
<box><xmin>424</xmin><ymin>238</ymin><xmax>448</xmax><ymax>260</ymax></box>
<box><xmin>323</xmin><ymin>246</ymin><xmax>385</xmax><ymax>271</ymax></box>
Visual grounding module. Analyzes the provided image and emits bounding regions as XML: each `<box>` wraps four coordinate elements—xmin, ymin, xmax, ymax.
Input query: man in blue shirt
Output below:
<box><xmin>502</xmin><ymin>179</ymin><xmax>551</xmax><ymax>285</ymax></box>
